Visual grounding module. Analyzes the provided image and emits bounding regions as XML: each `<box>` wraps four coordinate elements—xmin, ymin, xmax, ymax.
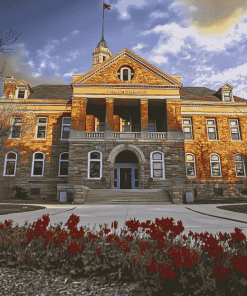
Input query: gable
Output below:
<box><xmin>72</xmin><ymin>49</ymin><xmax>182</xmax><ymax>87</ymax></box>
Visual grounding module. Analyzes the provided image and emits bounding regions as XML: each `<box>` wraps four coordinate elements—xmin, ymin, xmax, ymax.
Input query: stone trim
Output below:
<box><xmin>107</xmin><ymin>144</ymin><xmax>146</xmax><ymax>165</ymax></box>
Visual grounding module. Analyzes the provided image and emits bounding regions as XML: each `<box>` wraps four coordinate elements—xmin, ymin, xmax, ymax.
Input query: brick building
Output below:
<box><xmin>1</xmin><ymin>38</ymin><xmax>247</xmax><ymax>204</ymax></box>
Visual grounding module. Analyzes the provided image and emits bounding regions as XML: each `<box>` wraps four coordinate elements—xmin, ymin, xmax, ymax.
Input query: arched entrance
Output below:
<box><xmin>114</xmin><ymin>150</ymin><xmax>138</xmax><ymax>189</ymax></box>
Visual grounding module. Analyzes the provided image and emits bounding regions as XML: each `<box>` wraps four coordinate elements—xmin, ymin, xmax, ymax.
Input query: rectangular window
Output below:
<box><xmin>95</xmin><ymin>118</ymin><xmax>105</xmax><ymax>132</ymax></box>
<box><xmin>182</xmin><ymin>118</ymin><xmax>193</xmax><ymax>140</ymax></box>
<box><xmin>11</xmin><ymin>117</ymin><xmax>22</xmax><ymax>138</ymax></box>
<box><xmin>61</xmin><ymin>117</ymin><xmax>71</xmax><ymax>139</ymax></box>
<box><xmin>60</xmin><ymin>162</ymin><xmax>68</xmax><ymax>176</ymax></box>
<box><xmin>33</xmin><ymin>162</ymin><xmax>43</xmax><ymax>175</ymax></box>
<box><xmin>206</xmin><ymin>118</ymin><xmax>218</xmax><ymax>140</ymax></box>
<box><xmin>223</xmin><ymin>91</ymin><xmax>231</xmax><ymax>102</ymax></box>
<box><xmin>18</xmin><ymin>89</ymin><xmax>25</xmax><ymax>99</ymax></box>
<box><xmin>121</xmin><ymin>116</ymin><xmax>131</xmax><ymax>132</ymax></box>
<box><xmin>148</xmin><ymin>119</ymin><xmax>156</xmax><ymax>132</ymax></box>
<box><xmin>36</xmin><ymin>117</ymin><xmax>47</xmax><ymax>139</ymax></box>
<box><xmin>229</xmin><ymin>119</ymin><xmax>241</xmax><ymax>140</ymax></box>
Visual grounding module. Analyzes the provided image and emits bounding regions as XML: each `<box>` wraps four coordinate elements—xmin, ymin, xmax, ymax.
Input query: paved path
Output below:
<box><xmin>1</xmin><ymin>203</ymin><xmax>247</xmax><ymax>238</ymax></box>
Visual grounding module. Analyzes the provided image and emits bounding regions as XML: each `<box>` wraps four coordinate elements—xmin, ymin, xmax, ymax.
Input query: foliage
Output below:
<box><xmin>0</xmin><ymin>215</ymin><xmax>247</xmax><ymax>296</ymax></box>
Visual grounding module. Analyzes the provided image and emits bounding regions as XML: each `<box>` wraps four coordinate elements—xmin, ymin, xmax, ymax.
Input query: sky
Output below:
<box><xmin>1</xmin><ymin>0</ymin><xmax>247</xmax><ymax>99</ymax></box>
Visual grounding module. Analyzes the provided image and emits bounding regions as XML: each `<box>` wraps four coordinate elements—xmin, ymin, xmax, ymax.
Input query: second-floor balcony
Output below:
<box><xmin>85</xmin><ymin>131</ymin><xmax>168</xmax><ymax>139</ymax></box>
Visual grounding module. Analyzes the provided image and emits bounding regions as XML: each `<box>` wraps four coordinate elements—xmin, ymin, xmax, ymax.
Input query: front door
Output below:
<box><xmin>120</xmin><ymin>168</ymin><xmax>131</xmax><ymax>189</ymax></box>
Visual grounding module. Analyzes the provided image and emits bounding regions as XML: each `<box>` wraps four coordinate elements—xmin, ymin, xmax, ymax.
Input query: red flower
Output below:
<box><xmin>111</xmin><ymin>221</ymin><xmax>118</xmax><ymax>229</ymax></box>
<box><xmin>125</xmin><ymin>235</ymin><xmax>134</xmax><ymax>242</ymax></box>
<box><xmin>65</xmin><ymin>214</ymin><xmax>80</xmax><ymax>230</ymax></box>
<box><xmin>81</xmin><ymin>242</ymin><xmax>86</xmax><ymax>251</ymax></box>
<box><xmin>96</xmin><ymin>248</ymin><xmax>101</xmax><ymax>255</ymax></box>
<box><xmin>104</xmin><ymin>228</ymin><xmax>111</xmax><ymax>235</ymax></box>
<box><xmin>4</xmin><ymin>220</ymin><xmax>12</xmax><ymax>228</ymax></box>
<box><xmin>125</xmin><ymin>219</ymin><xmax>140</xmax><ymax>232</ymax></box>
<box><xmin>67</xmin><ymin>241</ymin><xmax>80</xmax><ymax>255</ymax></box>
<box><xmin>214</xmin><ymin>264</ymin><xmax>231</xmax><ymax>280</ymax></box>
<box><xmin>232</xmin><ymin>254</ymin><xmax>247</xmax><ymax>276</ymax></box>
<box><xmin>138</xmin><ymin>241</ymin><xmax>150</xmax><ymax>253</ymax></box>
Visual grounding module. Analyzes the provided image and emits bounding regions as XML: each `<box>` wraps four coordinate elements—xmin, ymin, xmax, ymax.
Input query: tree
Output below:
<box><xmin>0</xmin><ymin>29</ymin><xmax>21</xmax><ymax>78</ymax></box>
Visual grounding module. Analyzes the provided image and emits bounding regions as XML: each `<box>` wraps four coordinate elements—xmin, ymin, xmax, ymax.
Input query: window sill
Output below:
<box><xmin>3</xmin><ymin>175</ymin><xmax>15</xmax><ymax>177</ymax></box>
<box><xmin>87</xmin><ymin>178</ymin><xmax>102</xmax><ymax>180</ymax></box>
<box><xmin>31</xmin><ymin>175</ymin><xmax>44</xmax><ymax>177</ymax></box>
<box><xmin>34</xmin><ymin>138</ymin><xmax>47</xmax><ymax>140</ymax></box>
<box><xmin>58</xmin><ymin>175</ymin><xmax>68</xmax><ymax>177</ymax></box>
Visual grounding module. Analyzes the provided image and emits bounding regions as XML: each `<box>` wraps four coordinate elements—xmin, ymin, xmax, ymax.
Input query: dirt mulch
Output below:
<box><xmin>217</xmin><ymin>204</ymin><xmax>247</xmax><ymax>214</ymax></box>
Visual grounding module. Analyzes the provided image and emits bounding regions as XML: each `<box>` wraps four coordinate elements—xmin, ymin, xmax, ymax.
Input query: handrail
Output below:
<box><xmin>114</xmin><ymin>132</ymin><xmax>141</xmax><ymax>138</ymax></box>
<box><xmin>149</xmin><ymin>132</ymin><xmax>167</xmax><ymax>139</ymax></box>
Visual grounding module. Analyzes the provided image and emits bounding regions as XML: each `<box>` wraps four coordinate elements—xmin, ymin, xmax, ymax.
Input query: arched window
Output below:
<box><xmin>235</xmin><ymin>154</ymin><xmax>246</xmax><ymax>177</ymax></box>
<box><xmin>88</xmin><ymin>151</ymin><xmax>102</xmax><ymax>179</ymax></box>
<box><xmin>185</xmin><ymin>153</ymin><xmax>196</xmax><ymax>176</ymax></box>
<box><xmin>58</xmin><ymin>153</ymin><xmax>69</xmax><ymax>176</ymax></box>
<box><xmin>210</xmin><ymin>153</ymin><xmax>222</xmax><ymax>177</ymax></box>
<box><xmin>32</xmin><ymin>152</ymin><xmax>45</xmax><ymax>176</ymax></box>
<box><xmin>4</xmin><ymin>152</ymin><xmax>17</xmax><ymax>176</ymax></box>
<box><xmin>117</xmin><ymin>67</ymin><xmax>135</xmax><ymax>81</ymax></box>
<box><xmin>150</xmin><ymin>151</ymin><xmax>165</xmax><ymax>179</ymax></box>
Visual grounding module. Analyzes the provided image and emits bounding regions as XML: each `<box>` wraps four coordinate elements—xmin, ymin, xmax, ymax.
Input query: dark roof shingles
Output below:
<box><xmin>28</xmin><ymin>85</ymin><xmax>72</xmax><ymax>100</ymax></box>
<box><xmin>180</xmin><ymin>87</ymin><xmax>246</xmax><ymax>102</ymax></box>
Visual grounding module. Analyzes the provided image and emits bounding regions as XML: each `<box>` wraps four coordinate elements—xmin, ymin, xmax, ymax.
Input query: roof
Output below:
<box><xmin>180</xmin><ymin>87</ymin><xmax>246</xmax><ymax>102</ymax></box>
<box><xmin>97</xmin><ymin>36</ymin><xmax>109</xmax><ymax>48</ymax></box>
<box><xmin>28</xmin><ymin>85</ymin><xmax>72</xmax><ymax>100</ymax></box>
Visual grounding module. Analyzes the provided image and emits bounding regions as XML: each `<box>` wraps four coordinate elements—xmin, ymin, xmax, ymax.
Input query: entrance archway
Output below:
<box><xmin>114</xmin><ymin>150</ymin><xmax>138</xmax><ymax>189</ymax></box>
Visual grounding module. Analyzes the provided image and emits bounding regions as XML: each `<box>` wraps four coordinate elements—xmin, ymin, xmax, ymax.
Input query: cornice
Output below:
<box><xmin>72</xmin><ymin>83</ymin><xmax>181</xmax><ymax>89</ymax></box>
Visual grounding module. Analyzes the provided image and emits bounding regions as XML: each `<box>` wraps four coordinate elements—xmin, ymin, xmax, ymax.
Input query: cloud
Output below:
<box><xmin>177</xmin><ymin>0</ymin><xmax>247</xmax><ymax>36</ymax></box>
<box><xmin>113</xmin><ymin>0</ymin><xmax>147</xmax><ymax>19</ymax></box>
<box><xmin>150</xmin><ymin>11</ymin><xmax>169</xmax><ymax>19</ymax></box>
<box><xmin>149</xmin><ymin>55</ymin><xmax>168</xmax><ymax>65</ymax></box>
<box><xmin>64</xmin><ymin>51</ymin><xmax>82</xmax><ymax>62</ymax></box>
<box><xmin>0</xmin><ymin>44</ymin><xmax>65</xmax><ymax>86</ymax></box>
<box><xmin>63</xmin><ymin>68</ymin><xmax>78</xmax><ymax>78</ymax></box>
<box><xmin>62</xmin><ymin>37</ymin><xmax>68</xmax><ymax>42</ymax></box>
<box><xmin>132</xmin><ymin>43</ymin><xmax>147</xmax><ymax>51</ymax></box>
<box><xmin>72</xmin><ymin>30</ymin><xmax>80</xmax><ymax>35</ymax></box>
<box><xmin>141</xmin><ymin>19</ymin><xmax>247</xmax><ymax>58</ymax></box>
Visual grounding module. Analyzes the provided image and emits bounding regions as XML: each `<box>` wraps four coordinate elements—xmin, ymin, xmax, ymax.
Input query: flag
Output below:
<box><xmin>104</xmin><ymin>3</ymin><xmax>111</xmax><ymax>10</ymax></box>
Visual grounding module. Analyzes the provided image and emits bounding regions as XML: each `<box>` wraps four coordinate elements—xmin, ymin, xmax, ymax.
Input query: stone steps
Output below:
<box><xmin>84</xmin><ymin>189</ymin><xmax>172</xmax><ymax>204</ymax></box>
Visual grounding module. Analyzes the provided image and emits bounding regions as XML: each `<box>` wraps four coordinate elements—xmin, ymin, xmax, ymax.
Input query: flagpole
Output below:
<box><xmin>102</xmin><ymin>2</ymin><xmax>104</xmax><ymax>38</ymax></box>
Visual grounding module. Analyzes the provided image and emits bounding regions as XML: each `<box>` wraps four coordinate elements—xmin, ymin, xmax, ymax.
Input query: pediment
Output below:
<box><xmin>72</xmin><ymin>48</ymin><xmax>182</xmax><ymax>87</ymax></box>
<box><xmin>220</xmin><ymin>83</ymin><xmax>233</xmax><ymax>89</ymax></box>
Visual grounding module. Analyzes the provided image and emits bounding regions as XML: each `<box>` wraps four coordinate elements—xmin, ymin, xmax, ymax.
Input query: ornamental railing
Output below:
<box><xmin>113</xmin><ymin>132</ymin><xmax>141</xmax><ymax>139</ymax></box>
<box><xmin>149</xmin><ymin>132</ymin><xmax>167</xmax><ymax>139</ymax></box>
<box><xmin>85</xmin><ymin>132</ymin><xmax>105</xmax><ymax>138</ymax></box>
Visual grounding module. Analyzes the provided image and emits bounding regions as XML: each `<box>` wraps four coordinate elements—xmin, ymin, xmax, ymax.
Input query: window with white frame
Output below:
<box><xmin>61</xmin><ymin>117</ymin><xmax>71</xmax><ymax>139</ymax></box>
<box><xmin>206</xmin><ymin>118</ymin><xmax>218</xmax><ymax>140</ymax></box>
<box><xmin>95</xmin><ymin>117</ymin><xmax>105</xmax><ymax>132</ymax></box>
<box><xmin>32</xmin><ymin>152</ymin><xmax>45</xmax><ymax>176</ymax></box>
<box><xmin>117</xmin><ymin>67</ymin><xmax>135</xmax><ymax>81</ymax></box>
<box><xmin>18</xmin><ymin>88</ymin><xmax>26</xmax><ymax>99</ymax></box>
<box><xmin>10</xmin><ymin>117</ymin><xmax>22</xmax><ymax>139</ymax></box>
<box><xmin>150</xmin><ymin>151</ymin><xmax>165</xmax><ymax>179</ymax></box>
<box><xmin>210</xmin><ymin>154</ymin><xmax>222</xmax><ymax>177</ymax></box>
<box><xmin>235</xmin><ymin>154</ymin><xmax>246</xmax><ymax>177</ymax></box>
<box><xmin>229</xmin><ymin>119</ymin><xmax>241</xmax><ymax>140</ymax></box>
<box><xmin>223</xmin><ymin>91</ymin><xmax>231</xmax><ymax>102</ymax></box>
<box><xmin>36</xmin><ymin>117</ymin><xmax>47</xmax><ymax>139</ymax></box>
<box><xmin>88</xmin><ymin>151</ymin><xmax>102</xmax><ymax>179</ymax></box>
<box><xmin>182</xmin><ymin>118</ymin><xmax>193</xmax><ymax>140</ymax></box>
<box><xmin>4</xmin><ymin>152</ymin><xmax>17</xmax><ymax>176</ymax></box>
<box><xmin>148</xmin><ymin>119</ymin><xmax>156</xmax><ymax>132</ymax></box>
<box><xmin>120</xmin><ymin>116</ymin><xmax>131</xmax><ymax>132</ymax></box>
<box><xmin>58</xmin><ymin>152</ymin><xmax>69</xmax><ymax>176</ymax></box>
<box><xmin>185</xmin><ymin>153</ymin><xmax>196</xmax><ymax>176</ymax></box>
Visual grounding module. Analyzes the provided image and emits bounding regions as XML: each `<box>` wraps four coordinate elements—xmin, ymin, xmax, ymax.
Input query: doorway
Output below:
<box><xmin>114</xmin><ymin>150</ymin><xmax>139</xmax><ymax>189</ymax></box>
<box><xmin>120</xmin><ymin>168</ymin><xmax>131</xmax><ymax>189</ymax></box>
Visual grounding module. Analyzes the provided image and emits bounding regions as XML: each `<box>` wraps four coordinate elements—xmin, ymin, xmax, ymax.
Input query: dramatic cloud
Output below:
<box><xmin>0</xmin><ymin>44</ymin><xmax>65</xmax><ymax>87</ymax></box>
<box><xmin>178</xmin><ymin>0</ymin><xmax>247</xmax><ymax>36</ymax></box>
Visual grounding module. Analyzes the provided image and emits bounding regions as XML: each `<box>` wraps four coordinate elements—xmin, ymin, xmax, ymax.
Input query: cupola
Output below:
<box><xmin>92</xmin><ymin>36</ymin><xmax>112</xmax><ymax>69</ymax></box>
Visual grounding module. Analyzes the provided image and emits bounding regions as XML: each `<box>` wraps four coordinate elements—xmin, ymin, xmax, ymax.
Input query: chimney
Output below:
<box><xmin>3</xmin><ymin>76</ymin><xmax>17</xmax><ymax>99</ymax></box>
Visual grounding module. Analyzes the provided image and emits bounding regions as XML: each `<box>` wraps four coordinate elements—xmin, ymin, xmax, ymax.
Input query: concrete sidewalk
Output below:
<box><xmin>1</xmin><ymin>202</ymin><xmax>247</xmax><ymax>237</ymax></box>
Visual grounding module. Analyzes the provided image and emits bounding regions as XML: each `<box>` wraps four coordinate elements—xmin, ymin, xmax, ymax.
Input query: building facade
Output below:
<box><xmin>1</xmin><ymin>38</ymin><xmax>247</xmax><ymax>204</ymax></box>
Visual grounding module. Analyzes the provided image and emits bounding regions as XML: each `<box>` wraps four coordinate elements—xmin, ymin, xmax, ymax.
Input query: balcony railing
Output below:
<box><xmin>149</xmin><ymin>132</ymin><xmax>167</xmax><ymax>139</ymax></box>
<box><xmin>114</xmin><ymin>132</ymin><xmax>141</xmax><ymax>138</ymax></box>
<box><xmin>85</xmin><ymin>132</ymin><xmax>104</xmax><ymax>138</ymax></box>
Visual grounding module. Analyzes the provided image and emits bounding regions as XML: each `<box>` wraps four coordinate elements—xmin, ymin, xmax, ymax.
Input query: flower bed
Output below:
<box><xmin>0</xmin><ymin>214</ymin><xmax>247</xmax><ymax>296</ymax></box>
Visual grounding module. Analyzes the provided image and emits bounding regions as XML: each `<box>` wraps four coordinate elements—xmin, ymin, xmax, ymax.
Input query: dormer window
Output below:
<box><xmin>103</xmin><ymin>55</ymin><xmax>106</xmax><ymax>62</ymax></box>
<box><xmin>117</xmin><ymin>67</ymin><xmax>135</xmax><ymax>81</ymax></box>
<box><xmin>18</xmin><ymin>89</ymin><xmax>25</xmax><ymax>99</ymax></box>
